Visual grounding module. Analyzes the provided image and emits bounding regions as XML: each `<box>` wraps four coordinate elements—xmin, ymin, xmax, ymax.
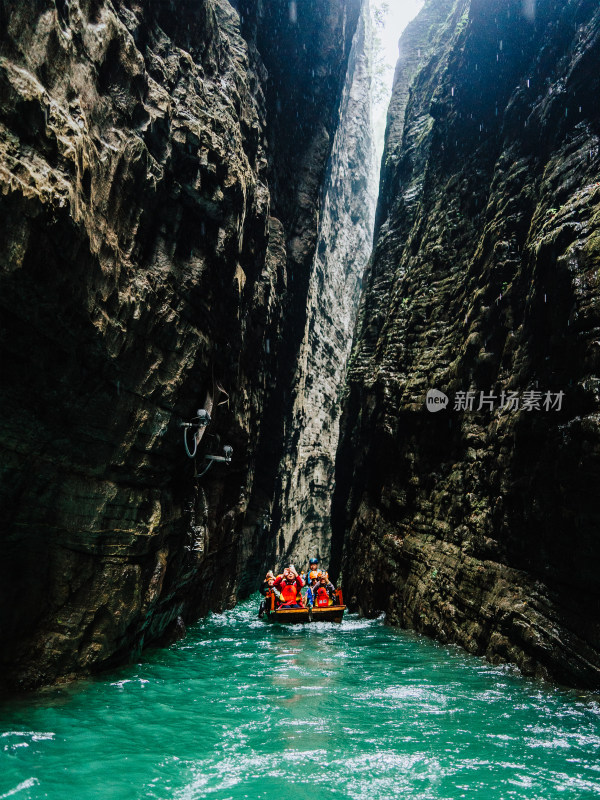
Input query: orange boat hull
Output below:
<box><xmin>264</xmin><ymin>589</ymin><xmax>346</xmax><ymax>623</ymax></box>
<box><xmin>265</xmin><ymin>605</ymin><xmax>346</xmax><ymax>624</ymax></box>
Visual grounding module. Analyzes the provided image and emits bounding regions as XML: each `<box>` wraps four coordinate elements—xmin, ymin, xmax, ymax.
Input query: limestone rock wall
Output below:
<box><xmin>0</xmin><ymin>0</ymin><xmax>360</xmax><ymax>693</ymax></box>
<box><xmin>333</xmin><ymin>0</ymin><xmax>600</xmax><ymax>687</ymax></box>
<box><xmin>272</xmin><ymin>0</ymin><xmax>377</xmax><ymax>571</ymax></box>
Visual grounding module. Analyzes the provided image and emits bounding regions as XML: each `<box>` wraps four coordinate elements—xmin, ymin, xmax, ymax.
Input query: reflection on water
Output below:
<box><xmin>1</xmin><ymin>597</ymin><xmax>599</xmax><ymax>800</ymax></box>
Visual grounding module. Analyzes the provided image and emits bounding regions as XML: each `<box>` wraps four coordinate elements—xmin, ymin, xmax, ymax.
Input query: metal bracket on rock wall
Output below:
<box><xmin>180</xmin><ymin>384</ymin><xmax>233</xmax><ymax>478</ymax></box>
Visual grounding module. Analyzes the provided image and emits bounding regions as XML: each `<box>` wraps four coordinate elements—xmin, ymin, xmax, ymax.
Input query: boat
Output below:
<box><xmin>264</xmin><ymin>589</ymin><xmax>346</xmax><ymax>624</ymax></box>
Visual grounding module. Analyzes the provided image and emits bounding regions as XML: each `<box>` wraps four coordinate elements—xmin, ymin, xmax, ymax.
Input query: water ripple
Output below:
<box><xmin>0</xmin><ymin>597</ymin><xmax>599</xmax><ymax>800</ymax></box>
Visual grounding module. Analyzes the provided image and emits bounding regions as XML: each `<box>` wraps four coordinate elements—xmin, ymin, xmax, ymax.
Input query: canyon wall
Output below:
<box><xmin>0</xmin><ymin>0</ymin><xmax>360</xmax><ymax>693</ymax></box>
<box><xmin>272</xmin><ymin>0</ymin><xmax>377</xmax><ymax>572</ymax></box>
<box><xmin>333</xmin><ymin>0</ymin><xmax>600</xmax><ymax>687</ymax></box>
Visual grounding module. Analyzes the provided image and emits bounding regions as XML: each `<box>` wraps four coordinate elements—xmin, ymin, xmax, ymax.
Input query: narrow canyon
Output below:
<box><xmin>0</xmin><ymin>0</ymin><xmax>599</xmax><ymax>696</ymax></box>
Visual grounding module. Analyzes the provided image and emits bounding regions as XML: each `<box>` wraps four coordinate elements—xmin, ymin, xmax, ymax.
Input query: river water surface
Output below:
<box><xmin>1</xmin><ymin>597</ymin><xmax>599</xmax><ymax>799</ymax></box>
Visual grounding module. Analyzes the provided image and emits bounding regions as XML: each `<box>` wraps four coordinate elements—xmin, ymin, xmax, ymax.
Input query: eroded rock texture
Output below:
<box><xmin>333</xmin><ymin>0</ymin><xmax>600</xmax><ymax>687</ymax></box>
<box><xmin>0</xmin><ymin>0</ymin><xmax>360</xmax><ymax>693</ymax></box>
<box><xmin>272</xmin><ymin>1</ymin><xmax>376</xmax><ymax>570</ymax></box>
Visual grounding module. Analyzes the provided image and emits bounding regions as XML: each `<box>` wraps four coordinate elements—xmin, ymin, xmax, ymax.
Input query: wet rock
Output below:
<box><xmin>0</xmin><ymin>0</ymin><xmax>360</xmax><ymax>693</ymax></box>
<box><xmin>272</xmin><ymin>1</ymin><xmax>377</xmax><ymax>570</ymax></box>
<box><xmin>154</xmin><ymin>615</ymin><xmax>187</xmax><ymax>647</ymax></box>
<box><xmin>333</xmin><ymin>0</ymin><xmax>600</xmax><ymax>687</ymax></box>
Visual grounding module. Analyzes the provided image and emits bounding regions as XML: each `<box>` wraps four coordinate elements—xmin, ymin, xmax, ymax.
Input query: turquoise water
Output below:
<box><xmin>1</xmin><ymin>598</ymin><xmax>600</xmax><ymax>800</ymax></box>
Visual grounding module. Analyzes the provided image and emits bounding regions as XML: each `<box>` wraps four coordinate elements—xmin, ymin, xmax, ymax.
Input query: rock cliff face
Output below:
<box><xmin>333</xmin><ymin>0</ymin><xmax>600</xmax><ymax>687</ymax></box>
<box><xmin>0</xmin><ymin>0</ymin><xmax>360</xmax><ymax>693</ymax></box>
<box><xmin>272</xmin><ymin>1</ymin><xmax>377</xmax><ymax>571</ymax></box>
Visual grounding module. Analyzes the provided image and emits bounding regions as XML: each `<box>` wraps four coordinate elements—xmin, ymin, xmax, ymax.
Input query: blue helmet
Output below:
<box><xmin>309</xmin><ymin>558</ymin><xmax>319</xmax><ymax>565</ymax></box>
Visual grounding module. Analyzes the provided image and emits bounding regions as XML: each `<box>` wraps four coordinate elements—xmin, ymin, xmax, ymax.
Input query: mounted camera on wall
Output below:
<box><xmin>181</xmin><ymin>409</ymin><xmax>212</xmax><ymax>458</ymax></box>
<box><xmin>195</xmin><ymin>444</ymin><xmax>234</xmax><ymax>478</ymax></box>
<box><xmin>180</xmin><ymin>396</ymin><xmax>232</xmax><ymax>478</ymax></box>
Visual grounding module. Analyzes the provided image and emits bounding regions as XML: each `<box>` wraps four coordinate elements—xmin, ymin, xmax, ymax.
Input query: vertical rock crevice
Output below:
<box><xmin>272</xmin><ymin>0</ymin><xmax>377</xmax><ymax>570</ymax></box>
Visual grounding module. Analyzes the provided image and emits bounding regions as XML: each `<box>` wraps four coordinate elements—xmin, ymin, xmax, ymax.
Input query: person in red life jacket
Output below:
<box><xmin>258</xmin><ymin>572</ymin><xmax>281</xmax><ymax>617</ymax></box>
<box><xmin>260</xmin><ymin>571</ymin><xmax>275</xmax><ymax>597</ymax></box>
<box><xmin>273</xmin><ymin>566</ymin><xmax>305</xmax><ymax>607</ymax></box>
<box><xmin>305</xmin><ymin>558</ymin><xmax>335</xmax><ymax>606</ymax></box>
<box><xmin>314</xmin><ymin>574</ymin><xmax>336</xmax><ymax>607</ymax></box>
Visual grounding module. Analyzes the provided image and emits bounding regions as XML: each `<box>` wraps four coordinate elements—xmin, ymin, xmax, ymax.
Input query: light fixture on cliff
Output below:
<box><xmin>260</xmin><ymin>511</ymin><xmax>272</xmax><ymax>531</ymax></box>
<box><xmin>181</xmin><ymin>409</ymin><xmax>211</xmax><ymax>458</ymax></box>
<box><xmin>195</xmin><ymin>445</ymin><xmax>234</xmax><ymax>479</ymax></box>
<box><xmin>180</xmin><ymin>409</ymin><xmax>211</xmax><ymax>430</ymax></box>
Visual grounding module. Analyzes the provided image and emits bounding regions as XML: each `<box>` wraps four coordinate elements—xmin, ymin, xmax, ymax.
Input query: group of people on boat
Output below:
<box><xmin>258</xmin><ymin>558</ymin><xmax>338</xmax><ymax>616</ymax></box>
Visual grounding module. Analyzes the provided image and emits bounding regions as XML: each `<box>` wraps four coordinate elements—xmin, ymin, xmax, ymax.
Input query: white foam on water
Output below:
<box><xmin>0</xmin><ymin>778</ymin><xmax>40</xmax><ymax>799</ymax></box>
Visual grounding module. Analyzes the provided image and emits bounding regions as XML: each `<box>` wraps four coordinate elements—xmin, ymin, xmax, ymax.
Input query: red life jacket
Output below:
<box><xmin>316</xmin><ymin>586</ymin><xmax>329</xmax><ymax>607</ymax></box>
<box><xmin>280</xmin><ymin>582</ymin><xmax>298</xmax><ymax>604</ymax></box>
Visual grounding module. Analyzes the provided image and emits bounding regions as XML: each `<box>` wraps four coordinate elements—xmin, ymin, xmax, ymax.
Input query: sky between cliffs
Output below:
<box><xmin>372</xmin><ymin>0</ymin><xmax>424</xmax><ymax>166</ymax></box>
